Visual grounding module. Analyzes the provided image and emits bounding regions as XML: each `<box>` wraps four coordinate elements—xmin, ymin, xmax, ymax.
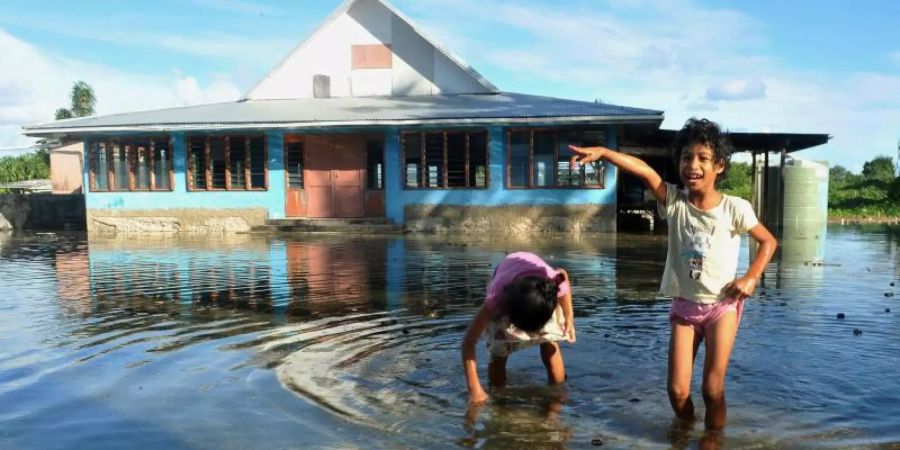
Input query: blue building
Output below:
<box><xmin>25</xmin><ymin>0</ymin><xmax>673</xmax><ymax>234</ymax></box>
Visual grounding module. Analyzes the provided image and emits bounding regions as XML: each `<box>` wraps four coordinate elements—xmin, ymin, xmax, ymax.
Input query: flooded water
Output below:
<box><xmin>0</xmin><ymin>226</ymin><xmax>898</xmax><ymax>449</ymax></box>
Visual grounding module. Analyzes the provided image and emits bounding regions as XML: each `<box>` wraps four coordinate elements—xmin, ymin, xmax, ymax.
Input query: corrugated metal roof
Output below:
<box><xmin>23</xmin><ymin>92</ymin><xmax>663</xmax><ymax>136</ymax></box>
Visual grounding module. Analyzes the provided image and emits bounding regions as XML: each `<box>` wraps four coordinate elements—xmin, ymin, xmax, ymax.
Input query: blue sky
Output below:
<box><xmin>1</xmin><ymin>0</ymin><xmax>898</xmax><ymax>171</ymax></box>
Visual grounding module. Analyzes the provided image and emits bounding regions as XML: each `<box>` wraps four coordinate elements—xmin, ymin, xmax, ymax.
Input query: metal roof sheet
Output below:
<box><xmin>23</xmin><ymin>92</ymin><xmax>663</xmax><ymax>136</ymax></box>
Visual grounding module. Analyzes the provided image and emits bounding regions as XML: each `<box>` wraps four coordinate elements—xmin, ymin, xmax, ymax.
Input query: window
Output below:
<box><xmin>188</xmin><ymin>135</ymin><xmax>268</xmax><ymax>191</ymax></box>
<box><xmin>351</xmin><ymin>44</ymin><xmax>392</xmax><ymax>69</ymax></box>
<box><xmin>402</xmin><ymin>130</ymin><xmax>488</xmax><ymax>189</ymax></box>
<box><xmin>89</xmin><ymin>137</ymin><xmax>172</xmax><ymax>192</ymax></box>
<box><xmin>507</xmin><ymin>129</ymin><xmax>607</xmax><ymax>189</ymax></box>
<box><xmin>286</xmin><ymin>141</ymin><xmax>304</xmax><ymax>189</ymax></box>
<box><xmin>366</xmin><ymin>140</ymin><xmax>384</xmax><ymax>189</ymax></box>
<box><xmin>404</xmin><ymin>133</ymin><xmax>422</xmax><ymax>188</ymax></box>
<box><xmin>230</xmin><ymin>137</ymin><xmax>247</xmax><ymax>189</ymax></box>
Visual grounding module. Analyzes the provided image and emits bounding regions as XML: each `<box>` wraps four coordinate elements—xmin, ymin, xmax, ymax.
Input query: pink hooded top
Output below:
<box><xmin>485</xmin><ymin>252</ymin><xmax>571</xmax><ymax>313</ymax></box>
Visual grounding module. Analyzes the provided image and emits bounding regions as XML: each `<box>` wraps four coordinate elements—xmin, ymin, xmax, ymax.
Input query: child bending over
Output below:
<box><xmin>461</xmin><ymin>252</ymin><xmax>576</xmax><ymax>405</ymax></box>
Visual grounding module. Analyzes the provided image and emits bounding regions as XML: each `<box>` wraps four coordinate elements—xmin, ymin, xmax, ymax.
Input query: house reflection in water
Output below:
<box><xmin>60</xmin><ymin>234</ymin><xmax>631</xmax><ymax>325</ymax></box>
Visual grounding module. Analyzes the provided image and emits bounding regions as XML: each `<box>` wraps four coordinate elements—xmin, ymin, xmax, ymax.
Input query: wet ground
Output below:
<box><xmin>0</xmin><ymin>225</ymin><xmax>898</xmax><ymax>449</ymax></box>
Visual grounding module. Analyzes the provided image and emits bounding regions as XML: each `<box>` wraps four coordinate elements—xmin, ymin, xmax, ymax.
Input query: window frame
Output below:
<box><xmin>88</xmin><ymin>136</ymin><xmax>174</xmax><ymax>192</ymax></box>
<box><xmin>505</xmin><ymin>128</ymin><xmax>607</xmax><ymax>190</ymax></box>
<box><xmin>400</xmin><ymin>129</ymin><xmax>490</xmax><ymax>190</ymax></box>
<box><xmin>186</xmin><ymin>134</ymin><xmax>269</xmax><ymax>192</ymax></box>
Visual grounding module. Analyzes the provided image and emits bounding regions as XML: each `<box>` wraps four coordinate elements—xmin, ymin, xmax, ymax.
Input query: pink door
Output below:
<box><xmin>333</xmin><ymin>136</ymin><xmax>365</xmax><ymax>218</ymax></box>
<box><xmin>303</xmin><ymin>135</ymin><xmax>365</xmax><ymax>218</ymax></box>
<box><xmin>305</xmin><ymin>135</ymin><xmax>334</xmax><ymax>218</ymax></box>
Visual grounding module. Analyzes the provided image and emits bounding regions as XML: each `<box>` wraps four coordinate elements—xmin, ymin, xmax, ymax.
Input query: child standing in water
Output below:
<box><xmin>461</xmin><ymin>252</ymin><xmax>576</xmax><ymax>405</ymax></box>
<box><xmin>570</xmin><ymin>118</ymin><xmax>777</xmax><ymax>431</ymax></box>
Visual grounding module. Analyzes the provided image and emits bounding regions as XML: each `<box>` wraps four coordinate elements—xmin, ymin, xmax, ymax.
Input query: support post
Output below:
<box><xmin>779</xmin><ymin>144</ymin><xmax>787</xmax><ymax>236</ymax></box>
<box><xmin>763</xmin><ymin>151</ymin><xmax>770</xmax><ymax>228</ymax></box>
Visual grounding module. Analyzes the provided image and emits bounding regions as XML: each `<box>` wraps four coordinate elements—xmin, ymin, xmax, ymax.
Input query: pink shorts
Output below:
<box><xmin>669</xmin><ymin>297</ymin><xmax>743</xmax><ymax>338</ymax></box>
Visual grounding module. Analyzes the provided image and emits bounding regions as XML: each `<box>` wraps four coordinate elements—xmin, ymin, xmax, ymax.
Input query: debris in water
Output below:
<box><xmin>591</xmin><ymin>437</ymin><xmax>605</xmax><ymax>446</ymax></box>
<box><xmin>853</xmin><ymin>329</ymin><xmax>862</xmax><ymax>336</ymax></box>
<box><xmin>836</xmin><ymin>313</ymin><xmax>845</xmax><ymax>319</ymax></box>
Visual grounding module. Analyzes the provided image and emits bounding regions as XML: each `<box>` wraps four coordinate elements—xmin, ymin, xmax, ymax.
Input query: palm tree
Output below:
<box><xmin>70</xmin><ymin>81</ymin><xmax>96</xmax><ymax>117</ymax></box>
<box><xmin>54</xmin><ymin>108</ymin><xmax>74</xmax><ymax>120</ymax></box>
<box><xmin>55</xmin><ymin>80</ymin><xmax>96</xmax><ymax>120</ymax></box>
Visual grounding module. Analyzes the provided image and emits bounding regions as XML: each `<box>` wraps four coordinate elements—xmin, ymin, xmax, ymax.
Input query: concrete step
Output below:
<box><xmin>266</xmin><ymin>218</ymin><xmax>390</xmax><ymax>226</ymax></box>
<box><xmin>250</xmin><ymin>222</ymin><xmax>402</xmax><ymax>234</ymax></box>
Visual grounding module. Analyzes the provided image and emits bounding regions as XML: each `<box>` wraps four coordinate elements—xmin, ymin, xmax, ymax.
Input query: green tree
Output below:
<box><xmin>54</xmin><ymin>108</ymin><xmax>74</xmax><ymax>120</ymax></box>
<box><xmin>719</xmin><ymin>161</ymin><xmax>752</xmax><ymax>200</ymax></box>
<box><xmin>54</xmin><ymin>80</ymin><xmax>96</xmax><ymax>120</ymax></box>
<box><xmin>0</xmin><ymin>151</ymin><xmax>50</xmax><ymax>188</ymax></box>
<box><xmin>829</xmin><ymin>165</ymin><xmax>852</xmax><ymax>184</ymax></box>
<box><xmin>861</xmin><ymin>155</ymin><xmax>896</xmax><ymax>182</ymax></box>
<box><xmin>70</xmin><ymin>81</ymin><xmax>96</xmax><ymax>117</ymax></box>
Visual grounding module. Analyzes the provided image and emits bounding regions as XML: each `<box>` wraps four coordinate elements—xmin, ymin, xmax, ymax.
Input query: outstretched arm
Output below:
<box><xmin>569</xmin><ymin>145</ymin><xmax>667</xmax><ymax>203</ymax></box>
<box><xmin>461</xmin><ymin>305</ymin><xmax>492</xmax><ymax>405</ymax></box>
<box><xmin>724</xmin><ymin>223</ymin><xmax>778</xmax><ymax>300</ymax></box>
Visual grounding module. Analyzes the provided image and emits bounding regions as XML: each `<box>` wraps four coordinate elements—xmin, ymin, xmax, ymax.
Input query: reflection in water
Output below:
<box><xmin>0</xmin><ymin>228</ymin><xmax>898</xmax><ymax>449</ymax></box>
<box><xmin>461</xmin><ymin>387</ymin><xmax>571</xmax><ymax>449</ymax></box>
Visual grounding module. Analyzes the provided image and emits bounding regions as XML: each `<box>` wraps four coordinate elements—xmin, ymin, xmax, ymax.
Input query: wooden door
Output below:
<box><xmin>333</xmin><ymin>136</ymin><xmax>365</xmax><ymax>218</ymax></box>
<box><xmin>305</xmin><ymin>135</ymin><xmax>334</xmax><ymax>218</ymax></box>
<box><xmin>300</xmin><ymin>135</ymin><xmax>365</xmax><ymax>218</ymax></box>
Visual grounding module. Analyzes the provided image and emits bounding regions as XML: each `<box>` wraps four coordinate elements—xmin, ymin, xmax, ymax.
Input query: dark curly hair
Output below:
<box><xmin>672</xmin><ymin>118</ymin><xmax>733</xmax><ymax>184</ymax></box>
<box><xmin>501</xmin><ymin>275</ymin><xmax>559</xmax><ymax>333</ymax></box>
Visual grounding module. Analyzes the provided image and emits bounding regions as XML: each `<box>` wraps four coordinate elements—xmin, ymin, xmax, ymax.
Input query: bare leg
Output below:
<box><xmin>702</xmin><ymin>312</ymin><xmax>738</xmax><ymax>431</ymax></box>
<box><xmin>668</xmin><ymin>320</ymin><xmax>701</xmax><ymax>421</ymax></box>
<box><xmin>488</xmin><ymin>356</ymin><xmax>507</xmax><ymax>388</ymax></box>
<box><xmin>540</xmin><ymin>342</ymin><xmax>566</xmax><ymax>384</ymax></box>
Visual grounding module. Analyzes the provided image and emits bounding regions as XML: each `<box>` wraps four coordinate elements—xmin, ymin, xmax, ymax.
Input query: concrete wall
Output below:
<box><xmin>82</xmin><ymin>131</ymin><xmax>286</xmax><ymax>234</ymax></box>
<box><xmin>50</xmin><ymin>141</ymin><xmax>84</xmax><ymax>194</ymax></box>
<box><xmin>0</xmin><ymin>193</ymin><xmax>85</xmax><ymax>230</ymax></box>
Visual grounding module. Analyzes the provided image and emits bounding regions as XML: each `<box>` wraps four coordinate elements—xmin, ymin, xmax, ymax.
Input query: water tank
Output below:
<box><xmin>782</xmin><ymin>157</ymin><xmax>829</xmax><ymax>240</ymax></box>
<box><xmin>752</xmin><ymin>156</ymin><xmax>829</xmax><ymax>263</ymax></box>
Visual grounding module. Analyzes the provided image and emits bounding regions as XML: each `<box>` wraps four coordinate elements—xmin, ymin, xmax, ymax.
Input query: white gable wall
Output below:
<box><xmin>245</xmin><ymin>0</ymin><xmax>494</xmax><ymax>100</ymax></box>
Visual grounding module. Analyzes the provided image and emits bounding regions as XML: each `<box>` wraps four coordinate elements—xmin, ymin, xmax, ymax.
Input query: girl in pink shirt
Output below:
<box><xmin>461</xmin><ymin>252</ymin><xmax>575</xmax><ymax>406</ymax></box>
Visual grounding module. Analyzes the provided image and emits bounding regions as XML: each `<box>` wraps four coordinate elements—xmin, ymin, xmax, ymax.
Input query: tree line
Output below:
<box><xmin>1</xmin><ymin>81</ymin><xmax>95</xmax><ymax>190</ymax></box>
<box><xmin>718</xmin><ymin>155</ymin><xmax>900</xmax><ymax>217</ymax></box>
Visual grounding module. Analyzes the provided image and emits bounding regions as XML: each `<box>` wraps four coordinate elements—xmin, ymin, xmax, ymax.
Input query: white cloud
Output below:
<box><xmin>889</xmin><ymin>51</ymin><xmax>900</xmax><ymax>64</ymax></box>
<box><xmin>396</xmin><ymin>0</ymin><xmax>899</xmax><ymax>171</ymax></box>
<box><xmin>686</xmin><ymin>101</ymin><xmax>719</xmax><ymax>112</ymax></box>
<box><xmin>705</xmin><ymin>78</ymin><xmax>766</xmax><ymax>101</ymax></box>
<box><xmin>0</xmin><ymin>29</ymin><xmax>241</xmax><ymax>148</ymax></box>
<box><xmin>190</xmin><ymin>0</ymin><xmax>275</xmax><ymax>16</ymax></box>
<box><xmin>0</xmin><ymin>14</ymin><xmax>291</xmax><ymax>63</ymax></box>
<box><xmin>173</xmin><ymin>75</ymin><xmax>242</xmax><ymax>106</ymax></box>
